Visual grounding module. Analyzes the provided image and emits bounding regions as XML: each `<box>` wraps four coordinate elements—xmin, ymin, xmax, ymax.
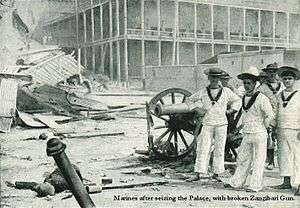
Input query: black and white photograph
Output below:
<box><xmin>1</xmin><ymin>0</ymin><xmax>300</xmax><ymax>207</ymax></box>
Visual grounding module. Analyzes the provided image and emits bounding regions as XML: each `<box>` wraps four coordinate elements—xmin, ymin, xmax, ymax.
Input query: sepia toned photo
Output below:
<box><xmin>1</xmin><ymin>0</ymin><xmax>300</xmax><ymax>207</ymax></box>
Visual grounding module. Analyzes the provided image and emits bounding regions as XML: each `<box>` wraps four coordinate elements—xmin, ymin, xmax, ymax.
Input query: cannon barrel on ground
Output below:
<box><xmin>154</xmin><ymin>103</ymin><xmax>191</xmax><ymax>116</ymax></box>
<box><xmin>46</xmin><ymin>138</ymin><xmax>96</xmax><ymax>208</ymax></box>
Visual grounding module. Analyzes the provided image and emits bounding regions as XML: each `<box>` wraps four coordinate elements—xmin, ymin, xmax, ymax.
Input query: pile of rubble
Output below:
<box><xmin>0</xmin><ymin>2</ymin><xmax>143</xmax><ymax>133</ymax></box>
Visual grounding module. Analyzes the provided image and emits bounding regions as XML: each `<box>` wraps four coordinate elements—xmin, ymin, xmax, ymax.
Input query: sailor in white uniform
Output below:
<box><xmin>273</xmin><ymin>66</ymin><xmax>300</xmax><ymax>196</ymax></box>
<box><xmin>258</xmin><ymin>63</ymin><xmax>285</xmax><ymax>170</ymax></box>
<box><xmin>224</xmin><ymin>66</ymin><xmax>275</xmax><ymax>192</ymax></box>
<box><xmin>186</xmin><ymin>67</ymin><xmax>240</xmax><ymax>181</ymax></box>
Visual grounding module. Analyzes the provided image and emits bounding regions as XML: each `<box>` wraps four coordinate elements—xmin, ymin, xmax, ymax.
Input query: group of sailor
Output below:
<box><xmin>185</xmin><ymin>63</ymin><xmax>300</xmax><ymax>196</ymax></box>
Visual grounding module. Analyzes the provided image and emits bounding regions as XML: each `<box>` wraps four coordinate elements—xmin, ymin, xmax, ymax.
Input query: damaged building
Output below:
<box><xmin>37</xmin><ymin>0</ymin><xmax>300</xmax><ymax>87</ymax></box>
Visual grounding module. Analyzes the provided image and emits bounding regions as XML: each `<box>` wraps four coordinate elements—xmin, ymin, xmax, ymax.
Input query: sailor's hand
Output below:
<box><xmin>194</xmin><ymin>107</ymin><xmax>206</xmax><ymax>116</ymax></box>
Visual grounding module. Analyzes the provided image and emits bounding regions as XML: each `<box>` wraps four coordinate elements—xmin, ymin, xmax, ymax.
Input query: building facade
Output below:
<box><xmin>41</xmin><ymin>0</ymin><xmax>300</xmax><ymax>85</ymax></box>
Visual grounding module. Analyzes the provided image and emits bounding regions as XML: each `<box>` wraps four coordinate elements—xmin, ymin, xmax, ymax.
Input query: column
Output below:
<box><xmin>83</xmin><ymin>11</ymin><xmax>87</xmax><ymax>68</ymax></box>
<box><xmin>75</xmin><ymin>0</ymin><xmax>80</xmax><ymax>69</ymax></box>
<box><xmin>124</xmin><ymin>0</ymin><xmax>129</xmax><ymax>85</ymax></box>
<box><xmin>157</xmin><ymin>0</ymin><xmax>161</xmax><ymax>36</ymax></box>
<box><xmin>158</xmin><ymin>41</ymin><xmax>161</xmax><ymax>66</ymax></box>
<box><xmin>100</xmin><ymin>4</ymin><xmax>104</xmax><ymax>74</ymax></box>
<box><xmin>243</xmin><ymin>8</ymin><xmax>246</xmax><ymax>38</ymax></box>
<box><xmin>273</xmin><ymin>11</ymin><xmax>276</xmax><ymax>44</ymax></box>
<box><xmin>116</xmin><ymin>0</ymin><xmax>121</xmax><ymax>83</ymax></box>
<box><xmin>158</xmin><ymin>0</ymin><xmax>161</xmax><ymax>66</ymax></box>
<box><xmin>194</xmin><ymin>3</ymin><xmax>197</xmax><ymax>65</ymax></box>
<box><xmin>173</xmin><ymin>0</ymin><xmax>179</xmax><ymax>65</ymax></box>
<box><xmin>287</xmin><ymin>13</ymin><xmax>290</xmax><ymax>45</ymax></box>
<box><xmin>91</xmin><ymin>0</ymin><xmax>95</xmax><ymax>73</ymax></box>
<box><xmin>141</xmin><ymin>0</ymin><xmax>145</xmax><ymax>88</ymax></box>
<box><xmin>211</xmin><ymin>5</ymin><xmax>214</xmax><ymax>56</ymax></box>
<box><xmin>258</xmin><ymin>10</ymin><xmax>261</xmax><ymax>42</ymax></box>
<box><xmin>109</xmin><ymin>0</ymin><xmax>113</xmax><ymax>80</ymax></box>
<box><xmin>227</xmin><ymin>7</ymin><xmax>230</xmax><ymax>41</ymax></box>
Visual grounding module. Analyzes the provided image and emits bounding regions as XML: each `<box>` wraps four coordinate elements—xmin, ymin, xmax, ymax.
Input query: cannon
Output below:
<box><xmin>146</xmin><ymin>88</ymin><xmax>242</xmax><ymax>161</ymax></box>
<box><xmin>145</xmin><ymin>88</ymin><xmax>201</xmax><ymax>160</ymax></box>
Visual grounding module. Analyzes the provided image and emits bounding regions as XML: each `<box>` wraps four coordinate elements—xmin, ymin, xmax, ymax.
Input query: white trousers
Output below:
<box><xmin>277</xmin><ymin>128</ymin><xmax>300</xmax><ymax>184</ymax></box>
<box><xmin>229</xmin><ymin>132</ymin><xmax>267</xmax><ymax>191</ymax></box>
<box><xmin>194</xmin><ymin>124</ymin><xmax>227</xmax><ymax>174</ymax></box>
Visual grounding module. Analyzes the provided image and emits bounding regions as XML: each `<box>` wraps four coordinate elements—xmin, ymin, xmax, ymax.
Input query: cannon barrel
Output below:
<box><xmin>47</xmin><ymin>138</ymin><xmax>96</xmax><ymax>208</ymax></box>
<box><xmin>154</xmin><ymin>103</ymin><xmax>191</xmax><ymax>116</ymax></box>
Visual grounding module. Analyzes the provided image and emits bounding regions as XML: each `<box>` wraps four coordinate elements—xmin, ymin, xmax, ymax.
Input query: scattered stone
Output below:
<box><xmin>39</xmin><ymin>133</ymin><xmax>48</xmax><ymax>140</ymax></box>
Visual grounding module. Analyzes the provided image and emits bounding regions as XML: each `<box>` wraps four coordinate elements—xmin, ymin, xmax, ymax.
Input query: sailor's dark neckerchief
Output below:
<box><xmin>266</xmin><ymin>82</ymin><xmax>281</xmax><ymax>95</ymax></box>
<box><xmin>206</xmin><ymin>86</ymin><xmax>223</xmax><ymax>105</ymax></box>
<box><xmin>281</xmin><ymin>90</ymin><xmax>298</xmax><ymax>108</ymax></box>
<box><xmin>242</xmin><ymin>91</ymin><xmax>260</xmax><ymax>112</ymax></box>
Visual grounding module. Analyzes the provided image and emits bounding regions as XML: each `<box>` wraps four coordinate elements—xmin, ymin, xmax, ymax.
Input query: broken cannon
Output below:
<box><xmin>146</xmin><ymin>88</ymin><xmax>241</xmax><ymax>161</ymax></box>
<box><xmin>47</xmin><ymin>138</ymin><xmax>96</xmax><ymax>208</ymax></box>
<box><xmin>146</xmin><ymin>88</ymin><xmax>202</xmax><ymax>160</ymax></box>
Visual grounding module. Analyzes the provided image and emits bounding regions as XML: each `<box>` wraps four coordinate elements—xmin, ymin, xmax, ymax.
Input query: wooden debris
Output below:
<box><xmin>0</xmin><ymin>78</ymin><xmax>19</xmax><ymax>132</ymax></box>
<box><xmin>101</xmin><ymin>178</ymin><xmax>113</xmax><ymax>185</ymax></box>
<box><xmin>60</xmin><ymin>131</ymin><xmax>125</xmax><ymax>139</ymax></box>
<box><xmin>17</xmin><ymin>111</ymin><xmax>47</xmax><ymax>128</ymax></box>
<box><xmin>118</xmin><ymin>115</ymin><xmax>146</xmax><ymax>119</ymax></box>
<box><xmin>134</xmin><ymin>149</ymin><xmax>149</xmax><ymax>155</ymax></box>
<box><xmin>93</xmin><ymin>92</ymin><xmax>155</xmax><ymax>97</ymax></box>
<box><xmin>63</xmin><ymin>180</ymin><xmax>168</xmax><ymax>199</ymax></box>
<box><xmin>33</xmin><ymin>114</ymin><xmax>60</xmax><ymax>129</ymax></box>
<box><xmin>102</xmin><ymin>180</ymin><xmax>168</xmax><ymax>190</ymax></box>
<box><xmin>0</xmin><ymin>73</ymin><xmax>32</xmax><ymax>81</ymax></box>
<box><xmin>67</xmin><ymin>93</ymin><xmax>108</xmax><ymax>111</ymax></box>
<box><xmin>91</xmin><ymin>105</ymin><xmax>145</xmax><ymax>115</ymax></box>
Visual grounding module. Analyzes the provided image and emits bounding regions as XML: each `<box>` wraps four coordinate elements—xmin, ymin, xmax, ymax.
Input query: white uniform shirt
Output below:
<box><xmin>186</xmin><ymin>87</ymin><xmax>240</xmax><ymax>126</ymax></box>
<box><xmin>258</xmin><ymin>82</ymin><xmax>285</xmax><ymax>113</ymax></box>
<box><xmin>239</xmin><ymin>92</ymin><xmax>275</xmax><ymax>134</ymax></box>
<box><xmin>276</xmin><ymin>90</ymin><xmax>300</xmax><ymax>130</ymax></box>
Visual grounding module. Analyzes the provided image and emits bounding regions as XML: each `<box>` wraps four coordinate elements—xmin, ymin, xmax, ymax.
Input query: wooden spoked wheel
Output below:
<box><xmin>147</xmin><ymin>88</ymin><xmax>199</xmax><ymax>160</ymax></box>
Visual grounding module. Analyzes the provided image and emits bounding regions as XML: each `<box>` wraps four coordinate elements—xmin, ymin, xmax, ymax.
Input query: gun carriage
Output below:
<box><xmin>145</xmin><ymin>88</ymin><xmax>242</xmax><ymax>161</ymax></box>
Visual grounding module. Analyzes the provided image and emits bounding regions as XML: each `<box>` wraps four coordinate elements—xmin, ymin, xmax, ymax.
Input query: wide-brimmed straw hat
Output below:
<box><xmin>237</xmin><ymin>66</ymin><xmax>259</xmax><ymax>81</ymax></box>
<box><xmin>278</xmin><ymin>66</ymin><xmax>300</xmax><ymax>80</ymax></box>
<box><xmin>204</xmin><ymin>67</ymin><xmax>224</xmax><ymax>77</ymax></box>
<box><xmin>261</xmin><ymin>63</ymin><xmax>279</xmax><ymax>73</ymax></box>
<box><xmin>220</xmin><ymin>71</ymin><xmax>232</xmax><ymax>79</ymax></box>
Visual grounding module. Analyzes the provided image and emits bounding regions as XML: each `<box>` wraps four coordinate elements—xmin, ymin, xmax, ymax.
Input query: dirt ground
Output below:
<box><xmin>1</xmin><ymin>93</ymin><xmax>300</xmax><ymax>208</ymax></box>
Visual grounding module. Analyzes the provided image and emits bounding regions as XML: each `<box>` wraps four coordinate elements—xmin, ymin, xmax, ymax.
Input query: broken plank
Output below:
<box><xmin>92</xmin><ymin>92</ymin><xmax>156</xmax><ymax>97</ymax></box>
<box><xmin>91</xmin><ymin>105</ymin><xmax>145</xmax><ymax>115</ymax></box>
<box><xmin>33</xmin><ymin>114</ymin><xmax>60</xmax><ymax>129</ymax></box>
<box><xmin>102</xmin><ymin>180</ymin><xmax>168</xmax><ymax>190</ymax></box>
<box><xmin>118</xmin><ymin>115</ymin><xmax>146</xmax><ymax>119</ymax></box>
<box><xmin>63</xmin><ymin>180</ymin><xmax>168</xmax><ymax>198</ymax></box>
<box><xmin>62</xmin><ymin>132</ymin><xmax>125</xmax><ymax>139</ymax></box>
<box><xmin>0</xmin><ymin>73</ymin><xmax>32</xmax><ymax>81</ymax></box>
<box><xmin>20</xmin><ymin>47</ymin><xmax>60</xmax><ymax>56</ymax></box>
<box><xmin>134</xmin><ymin>149</ymin><xmax>149</xmax><ymax>155</ymax></box>
<box><xmin>54</xmin><ymin>128</ymin><xmax>100</xmax><ymax>136</ymax></box>
<box><xmin>17</xmin><ymin>111</ymin><xmax>48</xmax><ymax>128</ymax></box>
<box><xmin>0</xmin><ymin>117</ymin><xmax>13</xmax><ymax>133</ymax></box>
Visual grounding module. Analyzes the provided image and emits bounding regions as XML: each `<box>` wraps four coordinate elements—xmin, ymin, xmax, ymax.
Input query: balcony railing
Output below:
<box><xmin>124</xmin><ymin>28</ymin><xmax>299</xmax><ymax>47</ymax></box>
<box><xmin>178</xmin><ymin>29</ymin><xmax>194</xmax><ymax>38</ymax></box>
<box><xmin>275</xmin><ymin>35</ymin><xmax>288</xmax><ymax>43</ymax></box>
<box><xmin>197</xmin><ymin>32</ymin><xmax>211</xmax><ymax>39</ymax></box>
<box><xmin>244</xmin><ymin>34</ymin><xmax>259</xmax><ymax>42</ymax></box>
<box><xmin>127</xmin><ymin>28</ymin><xmax>143</xmax><ymax>35</ymax></box>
